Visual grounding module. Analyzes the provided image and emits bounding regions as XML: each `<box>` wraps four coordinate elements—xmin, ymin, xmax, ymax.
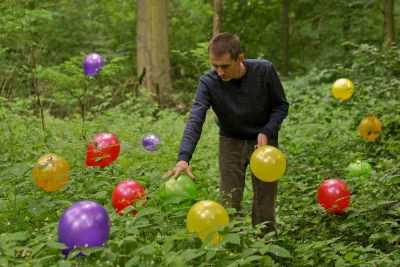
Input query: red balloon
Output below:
<box><xmin>86</xmin><ymin>132</ymin><xmax>120</xmax><ymax>167</ymax></box>
<box><xmin>112</xmin><ymin>180</ymin><xmax>146</xmax><ymax>216</ymax></box>
<box><xmin>317</xmin><ymin>179</ymin><xmax>351</xmax><ymax>213</ymax></box>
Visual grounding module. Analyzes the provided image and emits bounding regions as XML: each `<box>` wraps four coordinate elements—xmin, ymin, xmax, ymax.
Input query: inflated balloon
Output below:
<box><xmin>58</xmin><ymin>201</ymin><xmax>110</xmax><ymax>257</ymax></box>
<box><xmin>32</xmin><ymin>153</ymin><xmax>70</xmax><ymax>192</ymax></box>
<box><xmin>159</xmin><ymin>174</ymin><xmax>197</xmax><ymax>210</ymax></box>
<box><xmin>359</xmin><ymin>115</ymin><xmax>382</xmax><ymax>140</ymax></box>
<box><xmin>112</xmin><ymin>180</ymin><xmax>146</xmax><ymax>216</ymax></box>
<box><xmin>332</xmin><ymin>78</ymin><xmax>354</xmax><ymax>100</ymax></box>
<box><xmin>142</xmin><ymin>133</ymin><xmax>161</xmax><ymax>152</ymax></box>
<box><xmin>347</xmin><ymin>160</ymin><xmax>373</xmax><ymax>178</ymax></box>
<box><xmin>250</xmin><ymin>146</ymin><xmax>286</xmax><ymax>182</ymax></box>
<box><xmin>86</xmin><ymin>132</ymin><xmax>120</xmax><ymax>167</ymax></box>
<box><xmin>317</xmin><ymin>179</ymin><xmax>351</xmax><ymax>213</ymax></box>
<box><xmin>83</xmin><ymin>53</ymin><xmax>104</xmax><ymax>77</ymax></box>
<box><xmin>186</xmin><ymin>200</ymin><xmax>229</xmax><ymax>245</ymax></box>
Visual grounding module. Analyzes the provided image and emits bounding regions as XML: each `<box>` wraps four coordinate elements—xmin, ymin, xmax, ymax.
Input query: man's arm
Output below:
<box><xmin>260</xmin><ymin>64</ymin><xmax>289</xmax><ymax>139</ymax></box>
<box><xmin>162</xmin><ymin>79</ymin><xmax>211</xmax><ymax>179</ymax></box>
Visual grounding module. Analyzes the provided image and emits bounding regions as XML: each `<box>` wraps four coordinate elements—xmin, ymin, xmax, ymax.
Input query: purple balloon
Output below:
<box><xmin>83</xmin><ymin>53</ymin><xmax>104</xmax><ymax>77</ymax></box>
<box><xmin>142</xmin><ymin>133</ymin><xmax>161</xmax><ymax>152</ymax></box>
<box><xmin>58</xmin><ymin>201</ymin><xmax>110</xmax><ymax>257</ymax></box>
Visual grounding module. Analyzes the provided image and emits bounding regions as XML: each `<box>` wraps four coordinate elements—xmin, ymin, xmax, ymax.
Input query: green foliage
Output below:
<box><xmin>171</xmin><ymin>42</ymin><xmax>210</xmax><ymax>112</ymax></box>
<box><xmin>36</xmin><ymin>54</ymin><xmax>125</xmax><ymax>118</ymax></box>
<box><xmin>277</xmin><ymin>42</ymin><xmax>400</xmax><ymax>266</ymax></box>
<box><xmin>1</xmin><ymin>42</ymin><xmax>400</xmax><ymax>266</ymax></box>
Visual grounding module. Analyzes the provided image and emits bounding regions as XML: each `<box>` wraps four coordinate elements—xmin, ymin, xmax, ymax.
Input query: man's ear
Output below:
<box><xmin>238</xmin><ymin>54</ymin><xmax>245</xmax><ymax>62</ymax></box>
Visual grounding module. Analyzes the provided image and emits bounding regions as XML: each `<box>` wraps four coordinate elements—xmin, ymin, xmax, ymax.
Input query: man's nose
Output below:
<box><xmin>217</xmin><ymin>67</ymin><xmax>224</xmax><ymax>76</ymax></box>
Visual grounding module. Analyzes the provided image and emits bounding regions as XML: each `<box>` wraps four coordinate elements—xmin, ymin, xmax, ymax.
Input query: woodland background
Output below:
<box><xmin>0</xmin><ymin>0</ymin><xmax>398</xmax><ymax>117</ymax></box>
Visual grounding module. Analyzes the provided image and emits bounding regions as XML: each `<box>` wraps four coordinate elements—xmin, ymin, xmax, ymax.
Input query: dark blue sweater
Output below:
<box><xmin>178</xmin><ymin>59</ymin><xmax>289</xmax><ymax>163</ymax></box>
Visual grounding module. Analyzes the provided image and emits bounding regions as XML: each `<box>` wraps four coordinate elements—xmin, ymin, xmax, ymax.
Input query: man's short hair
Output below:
<box><xmin>208</xmin><ymin>32</ymin><xmax>242</xmax><ymax>60</ymax></box>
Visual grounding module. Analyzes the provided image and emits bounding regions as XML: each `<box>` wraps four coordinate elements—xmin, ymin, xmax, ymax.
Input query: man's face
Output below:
<box><xmin>209</xmin><ymin>52</ymin><xmax>244</xmax><ymax>82</ymax></box>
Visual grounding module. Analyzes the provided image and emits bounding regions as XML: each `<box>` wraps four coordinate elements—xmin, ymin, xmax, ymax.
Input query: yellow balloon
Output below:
<box><xmin>186</xmin><ymin>200</ymin><xmax>229</xmax><ymax>245</ymax></box>
<box><xmin>332</xmin><ymin>78</ymin><xmax>354</xmax><ymax>100</ymax></box>
<box><xmin>250</xmin><ymin>146</ymin><xmax>286</xmax><ymax>182</ymax></box>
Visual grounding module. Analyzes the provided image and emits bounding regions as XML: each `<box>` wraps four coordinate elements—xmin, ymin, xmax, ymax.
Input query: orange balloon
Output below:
<box><xmin>32</xmin><ymin>154</ymin><xmax>70</xmax><ymax>192</ymax></box>
<box><xmin>359</xmin><ymin>115</ymin><xmax>382</xmax><ymax>140</ymax></box>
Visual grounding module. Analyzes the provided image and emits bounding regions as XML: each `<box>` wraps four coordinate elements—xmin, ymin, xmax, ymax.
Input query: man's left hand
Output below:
<box><xmin>254</xmin><ymin>133</ymin><xmax>268</xmax><ymax>149</ymax></box>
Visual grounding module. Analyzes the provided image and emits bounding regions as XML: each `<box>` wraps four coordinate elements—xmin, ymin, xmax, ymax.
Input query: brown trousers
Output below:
<box><xmin>218</xmin><ymin>136</ymin><xmax>278</xmax><ymax>237</ymax></box>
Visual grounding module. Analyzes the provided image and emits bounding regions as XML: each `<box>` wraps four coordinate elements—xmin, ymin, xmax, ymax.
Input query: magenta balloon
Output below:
<box><xmin>83</xmin><ymin>53</ymin><xmax>104</xmax><ymax>77</ymax></box>
<box><xmin>58</xmin><ymin>201</ymin><xmax>110</xmax><ymax>257</ymax></box>
<box><xmin>142</xmin><ymin>133</ymin><xmax>161</xmax><ymax>151</ymax></box>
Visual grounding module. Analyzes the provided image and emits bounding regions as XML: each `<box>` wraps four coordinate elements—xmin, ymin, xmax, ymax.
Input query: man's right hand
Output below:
<box><xmin>162</xmin><ymin>160</ymin><xmax>196</xmax><ymax>180</ymax></box>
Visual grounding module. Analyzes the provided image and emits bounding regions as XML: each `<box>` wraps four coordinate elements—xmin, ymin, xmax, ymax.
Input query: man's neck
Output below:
<box><xmin>238</xmin><ymin>62</ymin><xmax>247</xmax><ymax>79</ymax></box>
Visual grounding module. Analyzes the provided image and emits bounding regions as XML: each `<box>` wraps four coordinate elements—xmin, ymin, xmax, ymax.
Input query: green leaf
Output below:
<box><xmin>126</xmin><ymin>227</ymin><xmax>140</xmax><ymax>235</ymax></box>
<box><xmin>245</xmin><ymin>255</ymin><xmax>264</xmax><ymax>262</ymax></box>
<box><xmin>47</xmin><ymin>242</ymin><xmax>68</xmax><ymax>250</ymax></box>
<box><xmin>0</xmin><ymin>258</ymin><xmax>8</xmax><ymax>266</ymax></box>
<box><xmin>206</xmin><ymin>250</ymin><xmax>216</xmax><ymax>261</ymax></box>
<box><xmin>266</xmin><ymin>245</ymin><xmax>292</xmax><ymax>258</ymax></box>
<box><xmin>344</xmin><ymin>252</ymin><xmax>355</xmax><ymax>261</ymax></box>
<box><xmin>181</xmin><ymin>250</ymin><xmax>206</xmax><ymax>262</ymax></box>
<box><xmin>124</xmin><ymin>236</ymin><xmax>137</xmax><ymax>241</ymax></box>
<box><xmin>58</xmin><ymin>261</ymin><xmax>72</xmax><ymax>267</ymax></box>
<box><xmin>90</xmin><ymin>191</ymin><xmax>107</xmax><ymax>198</ymax></box>
<box><xmin>262</xmin><ymin>255</ymin><xmax>273</xmax><ymax>265</ymax></box>
<box><xmin>135</xmin><ymin>208</ymin><xmax>159</xmax><ymax>219</ymax></box>
<box><xmin>335</xmin><ymin>256</ymin><xmax>345</xmax><ymax>267</ymax></box>
<box><xmin>295</xmin><ymin>243</ymin><xmax>313</xmax><ymax>253</ymax></box>
<box><xmin>125</xmin><ymin>256</ymin><xmax>140</xmax><ymax>267</ymax></box>
<box><xmin>242</xmin><ymin>248</ymin><xmax>258</xmax><ymax>258</ymax></box>
<box><xmin>377</xmin><ymin>200</ymin><xmax>397</xmax><ymax>206</ymax></box>
<box><xmin>83</xmin><ymin>246</ymin><xmax>104</xmax><ymax>255</ymax></box>
<box><xmin>369</xmin><ymin>233</ymin><xmax>385</xmax><ymax>240</ymax></box>
<box><xmin>8</xmin><ymin>231</ymin><xmax>29</xmax><ymax>241</ymax></box>
<box><xmin>222</xmin><ymin>233</ymin><xmax>241</xmax><ymax>245</ymax></box>
<box><xmin>66</xmin><ymin>248</ymin><xmax>83</xmax><ymax>260</ymax></box>
<box><xmin>31</xmin><ymin>243</ymin><xmax>46</xmax><ymax>257</ymax></box>
<box><xmin>250</xmin><ymin>241</ymin><xmax>266</xmax><ymax>248</ymax></box>
<box><xmin>387</xmin><ymin>234</ymin><xmax>400</xmax><ymax>243</ymax></box>
<box><xmin>135</xmin><ymin>245</ymin><xmax>156</xmax><ymax>255</ymax></box>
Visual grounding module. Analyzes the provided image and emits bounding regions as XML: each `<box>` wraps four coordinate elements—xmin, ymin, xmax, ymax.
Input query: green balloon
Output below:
<box><xmin>160</xmin><ymin>174</ymin><xmax>197</xmax><ymax>210</ymax></box>
<box><xmin>347</xmin><ymin>160</ymin><xmax>373</xmax><ymax>178</ymax></box>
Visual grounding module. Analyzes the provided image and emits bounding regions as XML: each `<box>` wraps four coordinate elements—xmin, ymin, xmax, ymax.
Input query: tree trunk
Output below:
<box><xmin>151</xmin><ymin>0</ymin><xmax>172</xmax><ymax>106</ymax></box>
<box><xmin>136</xmin><ymin>0</ymin><xmax>152</xmax><ymax>100</ymax></box>
<box><xmin>213</xmin><ymin>0</ymin><xmax>222</xmax><ymax>36</ymax></box>
<box><xmin>136</xmin><ymin>0</ymin><xmax>172</xmax><ymax>106</ymax></box>
<box><xmin>384</xmin><ymin>0</ymin><xmax>394</xmax><ymax>43</ymax></box>
<box><xmin>282</xmin><ymin>0</ymin><xmax>290</xmax><ymax>76</ymax></box>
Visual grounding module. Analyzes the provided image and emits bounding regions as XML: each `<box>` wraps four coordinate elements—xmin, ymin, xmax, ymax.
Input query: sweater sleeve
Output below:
<box><xmin>260</xmin><ymin>64</ymin><xmax>289</xmax><ymax>139</ymax></box>
<box><xmin>177</xmin><ymin>79</ymin><xmax>211</xmax><ymax>163</ymax></box>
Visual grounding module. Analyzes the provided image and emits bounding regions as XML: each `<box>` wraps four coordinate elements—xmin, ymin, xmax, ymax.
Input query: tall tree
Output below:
<box><xmin>213</xmin><ymin>0</ymin><xmax>222</xmax><ymax>36</ymax></box>
<box><xmin>384</xmin><ymin>0</ymin><xmax>395</xmax><ymax>43</ymax></box>
<box><xmin>282</xmin><ymin>0</ymin><xmax>290</xmax><ymax>76</ymax></box>
<box><xmin>136</xmin><ymin>0</ymin><xmax>172</xmax><ymax>106</ymax></box>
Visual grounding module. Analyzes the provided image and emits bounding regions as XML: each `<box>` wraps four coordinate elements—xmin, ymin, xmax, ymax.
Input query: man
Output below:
<box><xmin>162</xmin><ymin>32</ymin><xmax>289</xmax><ymax>237</ymax></box>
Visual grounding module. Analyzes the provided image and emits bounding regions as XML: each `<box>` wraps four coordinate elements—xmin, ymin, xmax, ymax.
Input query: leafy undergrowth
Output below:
<box><xmin>0</xmin><ymin>44</ymin><xmax>399</xmax><ymax>267</ymax></box>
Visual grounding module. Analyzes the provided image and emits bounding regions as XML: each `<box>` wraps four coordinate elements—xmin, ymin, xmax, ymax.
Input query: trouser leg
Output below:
<box><xmin>219</xmin><ymin>136</ymin><xmax>280</xmax><ymax>238</ymax></box>
<box><xmin>250</xmin><ymin>139</ymin><xmax>279</xmax><ymax>238</ymax></box>
<box><xmin>218</xmin><ymin>136</ymin><xmax>247</xmax><ymax>213</ymax></box>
